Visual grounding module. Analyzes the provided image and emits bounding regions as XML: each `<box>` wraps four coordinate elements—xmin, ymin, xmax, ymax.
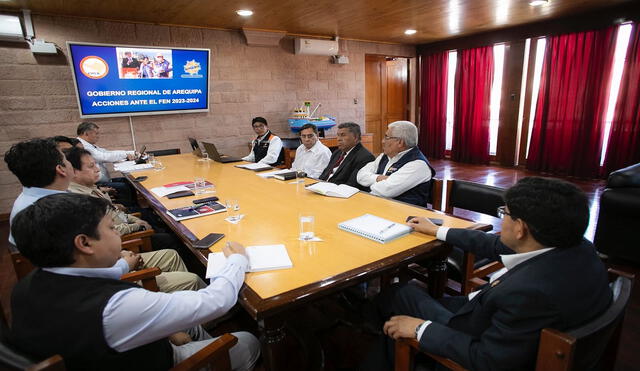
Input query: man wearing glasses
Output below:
<box><xmin>290</xmin><ymin>123</ymin><xmax>331</xmax><ymax>179</ymax></box>
<box><xmin>357</xmin><ymin>121</ymin><xmax>435</xmax><ymax>207</ymax></box>
<box><xmin>362</xmin><ymin>177</ymin><xmax>611</xmax><ymax>371</ymax></box>
<box><xmin>242</xmin><ymin>117</ymin><xmax>284</xmax><ymax>166</ymax></box>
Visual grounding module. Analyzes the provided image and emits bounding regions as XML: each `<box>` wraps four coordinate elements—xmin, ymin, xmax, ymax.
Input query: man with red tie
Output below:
<box><xmin>319</xmin><ymin>122</ymin><xmax>374</xmax><ymax>190</ymax></box>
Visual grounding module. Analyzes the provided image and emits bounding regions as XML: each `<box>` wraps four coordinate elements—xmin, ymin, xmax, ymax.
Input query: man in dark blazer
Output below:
<box><xmin>362</xmin><ymin>177</ymin><xmax>612</xmax><ymax>371</ymax></box>
<box><xmin>319</xmin><ymin>122</ymin><xmax>374</xmax><ymax>189</ymax></box>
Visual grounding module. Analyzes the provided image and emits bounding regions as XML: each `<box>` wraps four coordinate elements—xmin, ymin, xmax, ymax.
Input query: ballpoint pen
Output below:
<box><xmin>379</xmin><ymin>223</ymin><xmax>395</xmax><ymax>235</ymax></box>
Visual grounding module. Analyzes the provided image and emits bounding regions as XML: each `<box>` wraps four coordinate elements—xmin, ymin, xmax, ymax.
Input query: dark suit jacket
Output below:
<box><xmin>319</xmin><ymin>142</ymin><xmax>374</xmax><ymax>190</ymax></box>
<box><xmin>421</xmin><ymin>229</ymin><xmax>611</xmax><ymax>371</ymax></box>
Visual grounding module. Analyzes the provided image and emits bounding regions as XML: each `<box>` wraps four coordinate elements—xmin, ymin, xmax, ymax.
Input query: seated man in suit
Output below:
<box><xmin>362</xmin><ymin>177</ymin><xmax>611</xmax><ymax>371</ymax></box>
<box><xmin>356</xmin><ymin>121</ymin><xmax>435</xmax><ymax>206</ymax></box>
<box><xmin>242</xmin><ymin>116</ymin><xmax>284</xmax><ymax>166</ymax></box>
<box><xmin>290</xmin><ymin>123</ymin><xmax>331</xmax><ymax>179</ymax></box>
<box><xmin>76</xmin><ymin>121</ymin><xmax>136</xmax><ymax>205</ymax></box>
<box><xmin>10</xmin><ymin>193</ymin><xmax>260</xmax><ymax>370</ymax></box>
<box><xmin>319</xmin><ymin>122</ymin><xmax>374</xmax><ymax>189</ymax></box>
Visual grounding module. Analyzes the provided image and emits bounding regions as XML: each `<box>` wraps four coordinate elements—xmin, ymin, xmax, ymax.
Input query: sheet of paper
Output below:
<box><xmin>150</xmin><ymin>185</ymin><xmax>190</xmax><ymax>197</ymax></box>
<box><xmin>237</xmin><ymin>162</ymin><xmax>271</xmax><ymax>170</ymax></box>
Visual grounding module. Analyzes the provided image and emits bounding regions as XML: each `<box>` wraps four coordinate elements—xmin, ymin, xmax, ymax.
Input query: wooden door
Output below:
<box><xmin>365</xmin><ymin>55</ymin><xmax>408</xmax><ymax>155</ymax></box>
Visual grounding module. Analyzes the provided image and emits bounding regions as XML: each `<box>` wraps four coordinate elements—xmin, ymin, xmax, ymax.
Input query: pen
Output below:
<box><xmin>379</xmin><ymin>223</ymin><xmax>395</xmax><ymax>234</ymax></box>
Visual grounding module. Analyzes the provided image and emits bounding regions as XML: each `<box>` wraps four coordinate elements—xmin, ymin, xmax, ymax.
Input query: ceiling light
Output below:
<box><xmin>405</xmin><ymin>29</ymin><xmax>417</xmax><ymax>35</ymax></box>
<box><xmin>236</xmin><ymin>9</ymin><xmax>253</xmax><ymax>16</ymax></box>
<box><xmin>529</xmin><ymin>0</ymin><xmax>548</xmax><ymax>6</ymax></box>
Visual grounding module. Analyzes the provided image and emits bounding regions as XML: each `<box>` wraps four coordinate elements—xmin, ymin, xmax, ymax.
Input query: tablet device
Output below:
<box><xmin>193</xmin><ymin>233</ymin><xmax>225</xmax><ymax>248</ymax></box>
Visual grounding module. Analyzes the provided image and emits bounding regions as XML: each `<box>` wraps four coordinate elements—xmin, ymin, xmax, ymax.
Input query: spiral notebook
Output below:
<box><xmin>338</xmin><ymin>214</ymin><xmax>412</xmax><ymax>244</ymax></box>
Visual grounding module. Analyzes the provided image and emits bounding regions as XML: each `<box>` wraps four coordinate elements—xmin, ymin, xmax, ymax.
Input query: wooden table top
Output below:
<box><xmin>128</xmin><ymin>154</ymin><xmax>486</xmax><ymax>317</ymax></box>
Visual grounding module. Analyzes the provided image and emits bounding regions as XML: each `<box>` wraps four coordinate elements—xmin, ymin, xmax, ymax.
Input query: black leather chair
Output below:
<box><xmin>395</xmin><ymin>269</ymin><xmax>634</xmax><ymax>371</ymax></box>
<box><xmin>443</xmin><ymin>180</ymin><xmax>506</xmax><ymax>295</ymax></box>
<box><xmin>147</xmin><ymin>148</ymin><xmax>181</xmax><ymax>156</ymax></box>
<box><xmin>594</xmin><ymin>163</ymin><xmax>640</xmax><ymax>264</ymax></box>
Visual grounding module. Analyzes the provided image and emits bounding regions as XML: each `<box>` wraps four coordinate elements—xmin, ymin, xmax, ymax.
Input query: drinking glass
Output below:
<box><xmin>147</xmin><ymin>153</ymin><xmax>155</xmax><ymax>165</ymax></box>
<box><xmin>194</xmin><ymin>177</ymin><xmax>206</xmax><ymax>195</ymax></box>
<box><xmin>299</xmin><ymin>213</ymin><xmax>315</xmax><ymax>240</ymax></box>
<box><xmin>226</xmin><ymin>200</ymin><xmax>240</xmax><ymax>221</ymax></box>
<box><xmin>153</xmin><ymin>160</ymin><xmax>165</xmax><ymax>171</ymax></box>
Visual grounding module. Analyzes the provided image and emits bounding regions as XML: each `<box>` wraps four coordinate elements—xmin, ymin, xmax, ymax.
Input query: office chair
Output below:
<box><xmin>394</xmin><ymin>269</ymin><xmax>634</xmax><ymax>371</ymax></box>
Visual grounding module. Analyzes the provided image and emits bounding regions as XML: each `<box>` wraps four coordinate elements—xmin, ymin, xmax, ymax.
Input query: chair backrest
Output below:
<box><xmin>444</xmin><ymin>179</ymin><xmax>506</xmax><ymax>216</ymax></box>
<box><xmin>9</xmin><ymin>243</ymin><xmax>35</xmax><ymax>281</ymax></box>
<box><xmin>147</xmin><ymin>148</ymin><xmax>181</xmax><ymax>157</ymax></box>
<box><xmin>536</xmin><ymin>269</ymin><xmax>634</xmax><ymax>371</ymax></box>
<box><xmin>428</xmin><ymin>178</ymin><xmax>444</xmax><ymax>211</ymax></box>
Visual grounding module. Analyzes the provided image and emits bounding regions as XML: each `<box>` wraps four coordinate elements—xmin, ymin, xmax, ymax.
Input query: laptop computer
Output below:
<box><xmin>188</xmin><ymin>137</ymin><xmax>204</xmax><ymax>158</ymax></box>
<box><xmin>202</xmin><ymin>141</ymin><xmax>243</xmax><ymax>163</ymax></box>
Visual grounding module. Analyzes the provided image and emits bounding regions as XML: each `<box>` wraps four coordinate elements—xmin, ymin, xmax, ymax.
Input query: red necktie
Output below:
<box><xmin>328</xmin><ymin>153</ymin><xmax>346</xmax><ymax>177</ymax></box>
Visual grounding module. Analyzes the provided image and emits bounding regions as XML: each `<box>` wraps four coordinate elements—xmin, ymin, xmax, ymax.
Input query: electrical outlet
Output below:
<box><xmin>353</xmin><ymin>98</ymin><xmax>358</xmax><ymax>104</ymax></box>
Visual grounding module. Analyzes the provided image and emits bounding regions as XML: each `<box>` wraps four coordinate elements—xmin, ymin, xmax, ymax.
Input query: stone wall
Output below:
<box><xmin>0</xmin><ymin>14</ymin><xmax>415</xmax><ymax>214</ymax></box>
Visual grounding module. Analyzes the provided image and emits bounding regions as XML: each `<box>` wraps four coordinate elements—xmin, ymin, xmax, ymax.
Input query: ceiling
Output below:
<box><xmin>1</xmin><ymin>0</ymin><xmax>633</xmax><ymax>44</ymax></box>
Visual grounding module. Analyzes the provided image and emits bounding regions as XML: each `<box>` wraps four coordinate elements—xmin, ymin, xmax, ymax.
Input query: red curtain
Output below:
<box><xmin>527</xmin><ymin>26</ymin><xmax>618</xmax><ymax>178</ymax></box>
<box><xmin>419</xmin><ymin>51</ymin><xmax>448</xmax><ymax>159</ymax></box>
<box><xmin>603</xmin><ymin>23</ymin><xmax>640</xmax><ymax>174</ymax></box>
<box><xmin>451</xmin><ymin>46</ymin><xmax>494</xmax><ymax>164</ymax></box>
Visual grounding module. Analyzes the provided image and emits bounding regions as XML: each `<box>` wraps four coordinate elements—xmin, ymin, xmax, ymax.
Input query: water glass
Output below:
<box><xmin>153</xmin><ymin>160</ymin><xmax>165</xmax><ymax>171</ymax></box>
<box><xmin>226</xmin><ymin>199</ymin><xmax>240</xmax><ymax>221</ymax></box>
<box><xmin>299</xmin><ymin>213</ymin><xmax>315</xmax><ymax>240</ymax></box>
<box><xmin>147</xmin><ymin>153</ymin><xmax>155</xmax><ymax>165</ymax></box>
<box><xmin>194</xmin><ymin>177</ymin><xmax>206</xmax><ymax>195</ymax></box>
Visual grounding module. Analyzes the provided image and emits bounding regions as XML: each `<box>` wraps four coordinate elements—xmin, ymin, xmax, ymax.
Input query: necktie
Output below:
<box><xmin>328</xmin><ymin>153</ymin><xmax>346</xmax><ymax>178</ymax></box>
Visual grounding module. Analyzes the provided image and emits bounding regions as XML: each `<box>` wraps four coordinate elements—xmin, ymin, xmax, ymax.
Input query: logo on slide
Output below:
<box><xmin>182</xmin><ymin>60</ymin><xmax>202</xmax><ymax>78</ymax></box>
<box><xmin>79</xmin><ymin>56</ymin><xmax>109</xmax><ymax>79</ymax></box>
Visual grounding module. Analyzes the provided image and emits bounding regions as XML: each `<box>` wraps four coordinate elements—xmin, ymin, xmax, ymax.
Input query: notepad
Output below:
<box><xmin>113</xmin><ymin>161</ymin><xmax>153</xmax><ymax>172</ymax></box>
<box><xmin>256</xmin><ymin>169</ymin><xmax>293</xmax><ymax>178</ymax></box>
<box><xmin>235</xmin><ymin>163</ymin><xmax>273</xmax><ymax>171</ymax></box>
<box><xmin>205</xmin><ymin>244</ymin><xmax>293</xmax><ymax>277</ymax></box>
<box><xmin>338</xmin><ymin>214</ymin><xmax>412</xmax><ymax>243</ymax></box>
<box><xmin>306</xmin><ymin>182</ymin><xmax>359</xmax><ymax>198</ymax></box>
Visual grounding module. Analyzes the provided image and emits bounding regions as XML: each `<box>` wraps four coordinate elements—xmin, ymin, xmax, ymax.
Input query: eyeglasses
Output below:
<box><xmin>383</xmin><ymin>135</ymin><xmax>400</xmax><ymax>141</ymax></box>
<box><xmin>300</xmin><ymin>134</ymin><xmax>316</xmax><ymax>139</ymax></box>
<box><xmin>497</xmin><ymin>206</ymin><xmax>512</xmax><ymax>219</ymax></box>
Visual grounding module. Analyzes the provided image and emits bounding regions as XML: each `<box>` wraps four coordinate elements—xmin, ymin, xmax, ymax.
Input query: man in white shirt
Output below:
<box><xmin>362</xmin><ymin>177</ymin><xmax>611</xmax><ymax>371</ymax></box>
<box><xmin>10</xmin><ymin>193</ymin><xmax>260</xmax><ymax>370</ymax></box>
<box><xmin>76</xmin><ymin>122</ymin><xmax>136</xmax><ymax>183</ymax></box>
<box><xmin>357</xmin><ymin>121</ymin><xmax>435</xmax><ymax>207</ymax></box>
<box><xmin>290</xmin><ymin>123</ymin><xmax>331</xmax><ymax>179</ymax></box>
<box><xmin>242</xmin><ymin>117</ymin><xmax>284</xmax><ymax>166</ymax></box>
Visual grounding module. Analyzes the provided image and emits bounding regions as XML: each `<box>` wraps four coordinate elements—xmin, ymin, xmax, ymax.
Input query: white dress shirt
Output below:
<box><xmin>416</xmin><ymin>227</ymin><xmax>554</xmax><ymax>340</ymax></box>
<box><xmin>356</xmin><ymin>149</ymin><xmax>432</xmax><ymax>198</ymax></box>
<box><xmin>77</xmin><ymin>137</ymin><xmax>135</xmax><ymax>182</ymax></box>
<box><xmin>291</xmin><ymin>141</ymin><xmax>332</xmax><ymax>179</ymax></box>
<box><xmin>9</xmin><ymin>187</ymin><xmax>66</xmax><ymax>245</ymax></box>
<box><xmin>43</xmin><ymin>254</ymin><xmax>249</xmax><ymax>352</ymax></box>
<box><xmin>242</xmin><ymin>132</ymin><xmax>283</xmax><ymax>165</ymax></box>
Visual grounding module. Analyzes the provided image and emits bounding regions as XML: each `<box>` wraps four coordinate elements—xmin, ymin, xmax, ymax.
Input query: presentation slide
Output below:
<box><xmin>68</xmin><ymin>43</ymin><xmax>209</xmax><ymax>118</ymax></box>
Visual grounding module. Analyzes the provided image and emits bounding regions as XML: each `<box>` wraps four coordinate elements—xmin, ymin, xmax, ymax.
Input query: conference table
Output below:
<box><xmin>124</xmin><ymin>154</ymin><xmax>489</xmax><ymax>370</ymax></box>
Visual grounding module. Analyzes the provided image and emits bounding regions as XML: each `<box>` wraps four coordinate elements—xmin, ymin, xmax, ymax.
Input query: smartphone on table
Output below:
<box><xmin>193</xmin><ymin>233</ymin><xmax>225</xmax><ymax>249</ymax></box>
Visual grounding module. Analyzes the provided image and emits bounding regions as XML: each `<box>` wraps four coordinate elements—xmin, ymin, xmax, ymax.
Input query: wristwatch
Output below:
<box><xmin>415</xmin><ymin>322</ymin><xmax>425</xmax><ymax>340</ymax></box>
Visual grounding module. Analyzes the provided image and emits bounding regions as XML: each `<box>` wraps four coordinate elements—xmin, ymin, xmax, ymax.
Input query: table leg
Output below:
<box><xmin>259</xmin><ymin>315</ymin><xmax>287</xmax><ymax>371</ymax></box>
<box><xmin>427</xmin><ymin>248</ymin><xmax>449</xmax><ymax>298</ymax></box>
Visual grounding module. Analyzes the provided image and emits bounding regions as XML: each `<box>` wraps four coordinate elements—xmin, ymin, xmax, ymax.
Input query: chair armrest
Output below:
<box><xmin>395</xmin><ymin>338</ymin><xmax>468</xmax><ymax>371</ymax></box>
<box><xmin>121</xmin><ymin>267</ymin><xmax>161</xmax><ymax>292</ymax></box>
<box><xmin>171</xmin><ymin>333</ymin><xmax>238</xmax><ymax>371</ymax></box>
<box><xmin>122</xmin><ymin>229</ymin><xmax>155</xmax><ymax>240</ymax></box>
<box><xmin>121</xmin><ymin>238</ymin><xmax>144</xmax><ymax>253</ymax></box>
<box><xmin>27</xmin><ymin>354</ymin><xmax>65</xmax><ymax>371</ymax></box>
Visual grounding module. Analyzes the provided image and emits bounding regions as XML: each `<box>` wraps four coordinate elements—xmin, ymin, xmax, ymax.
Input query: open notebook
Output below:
<box><xmin>306</xmin><ymin>182</ymin><xmax>359</xmax><ymax>198</ymax></box>
<box><xmin>338</xmin><ymin>214</ymin><xmax>412</xmax><ymax>243</ymax></box>
<box><xmin>206</xmin><ymin>244</ymin><xmax>293</xmax><ymax>277</ymax></box>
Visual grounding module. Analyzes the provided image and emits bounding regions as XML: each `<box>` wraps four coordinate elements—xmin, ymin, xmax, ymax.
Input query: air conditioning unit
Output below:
<box><xmin>294</xmin><ymin>38</ymin><xmax>339</xmax><ymax>56</ymax></box>
<box><xmin>0</xmin><ymin>14</ymin><xmax>24</xmax><ymax>42</ymax></box>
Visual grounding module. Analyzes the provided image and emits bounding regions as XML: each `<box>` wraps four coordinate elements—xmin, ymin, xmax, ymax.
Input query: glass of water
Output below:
<box><xmin>194</xmin><ymin>177</ymin><xmax>206</xmax><ymax>195</ymax></box>
<box><xmin>226</xmin><ymin>199</ymin><xmax>240</xmax><ymax>221</ymax></box>
<box><xmin>299</xmin><ymin>213</ymin><xmax>315</xmax><ymax>240</ymax></box>
<box><xmin>147</xmin><ymin>153</ymin><xmax>155</xmax><ymax>165</ymax></box>
<box><xmin>153</xmin><ymin>160</ymin><xmax>165</xmax><ymax>171</ymax></box>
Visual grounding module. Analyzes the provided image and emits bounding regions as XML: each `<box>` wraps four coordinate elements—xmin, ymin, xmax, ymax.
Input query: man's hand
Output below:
<box><xmin>407</xmin><ymin>217</ymin><xmax>438</xmax><ymax>236</ymax></box>
<box><xmin>99</xmin><ymin>186</ymin><xmax>116</xmax><ymax>195</ymax></box>
<box><xmin>223</xmin><ymin>241</ymin><xmax>248</xmax><ymax>258</ymax></box>
<box><xmin>168</xmin><ymin>332</ymin><xmax>192</xmax><ymax>345</ymax></box>
<box><xmin>126</xmin><ymin>153</ymin><xmax>135</xmax><ymax>161</ymax></box>
<box><xmin>136</xmin><ymin>220</ymin><xmax>152</xmax><ymax>230</ymax></box>
<box><xmin>114</xmin><ymin>203</ymin><xmax>128</xmax><ymax>212</ymax></box>
<box><xmin>121</xmin><ymin>250</ymin><xmax>142</xmax><ymax>272</ymax></box>
<box><xmin>383</xmin><ymin>315</ymin><xmax>425</xmax><ymax>340</ymax></box>
<box><xmin>376</xmin><ymin>175</ymin><xmax>389</xmax><ymax>182</ymax></box>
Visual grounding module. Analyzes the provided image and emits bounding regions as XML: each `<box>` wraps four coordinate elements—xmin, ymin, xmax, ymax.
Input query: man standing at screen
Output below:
<box><xmin>153</xmin><ymin>52</ymin><xmax>172</xmax><ymax>78</ymax></box>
